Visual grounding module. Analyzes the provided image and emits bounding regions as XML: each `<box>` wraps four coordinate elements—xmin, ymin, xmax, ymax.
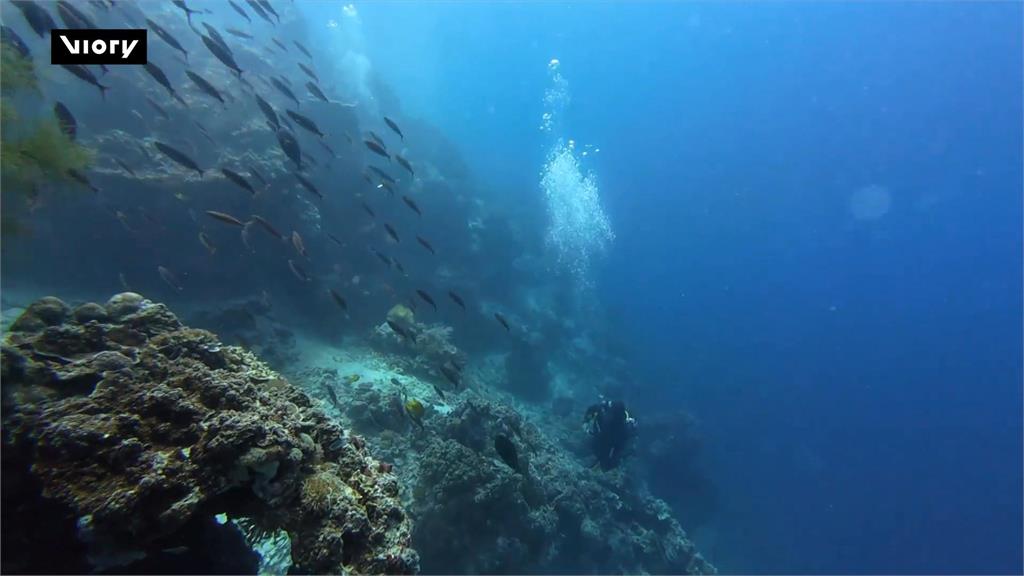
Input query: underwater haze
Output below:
<box><xmin>1</xmin><ymin>1</ymin><xmax>1021</xmax><ymax>575</ymax></box>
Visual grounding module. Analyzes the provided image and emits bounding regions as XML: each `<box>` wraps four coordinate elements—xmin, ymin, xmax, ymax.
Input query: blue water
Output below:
<box><xmin>2</xmin><ymin>1</ymin><xmax>1021</xmax><ymax>573</ymax></box>
<box><xmin>336</xmin><ymin>2</ymin><xmax>1024</xmax><ymax>573</ymax></box>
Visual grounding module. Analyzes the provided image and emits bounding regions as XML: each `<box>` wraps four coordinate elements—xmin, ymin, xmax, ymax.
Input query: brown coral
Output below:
<box><xmin>1</xmin><ymin>293</ymin><xmax>418</xmax><ymax>574</ymax></box>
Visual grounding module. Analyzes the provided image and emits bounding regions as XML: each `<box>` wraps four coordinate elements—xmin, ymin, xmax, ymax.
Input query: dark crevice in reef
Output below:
<box><xmin>1</xmin><ymin>429</ymin><xmax>91</xmax><ymax>575</ymax></box>
<box><xmin>100</xmin><ymin>515</ymin><xmax>259</xmax><ymax>575</ymax></box>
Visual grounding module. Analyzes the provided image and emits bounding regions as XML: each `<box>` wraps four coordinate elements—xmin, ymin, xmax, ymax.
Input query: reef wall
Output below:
<box><xmin>305</xmin><ymin>359</ymin><xmax>717</xmax><ymax>575</ymax></box>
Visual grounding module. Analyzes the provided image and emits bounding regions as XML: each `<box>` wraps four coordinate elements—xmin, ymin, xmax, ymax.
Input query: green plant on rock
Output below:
<box><xmin>2</xmin><ymin>119</ymin><xmax>93</xmax><ymax>186</ymax></box>
<box><xmin>1</xmin><ymin>42</ymin><xmax>39</xmax><ymax>95</ymax></box>
<box><xmin>1</xmin><ymin>43</ymin><xmax>95</xmax><ymax>236</ymax></box>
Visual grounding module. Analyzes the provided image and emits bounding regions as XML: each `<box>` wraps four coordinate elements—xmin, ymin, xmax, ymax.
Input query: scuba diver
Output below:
<box><xmin>583</xmin><ymin>399</ymin><xmax>637</xmax><ymax>470</ymax></box>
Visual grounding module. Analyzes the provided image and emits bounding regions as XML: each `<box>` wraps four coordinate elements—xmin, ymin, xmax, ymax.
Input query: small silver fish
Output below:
<box><xmin>198</xmin><ymin>231</ymin><xmax>217</xmax><ymax>255</ymax></box>
<box><xmin>396</xmin><ymin>154</ymin><xmax>414</xmax><ymax>176</ymax></box>
<box><xmin>384</xmin><ymin>116</ymin><xmax>404</xmax><ymax>140</ymax></box>
<box><xmin>241</xmin><ymin>220</ymin><xmax>255</xmax><ymax>253</ymax></box>
<box><xmin>291</xmin><ymin>230</ymin><xmax>307</xmax><ymax>258</ymax></box>
<box><xmin>288</xmin><ymin>259</ymin><xmax>310</xmax><ymax>282</ymax></box>
<box><xmin>251</xmin><ymin>215</ymin><xmax>284</xmax><ymax>241</ymax></box>
<box><xmin>157</xmin><ymin>265</ymin><xmax>183</xmax><ymax>291</ymax></box>
<box><xmin>206</xmin><ymin>210</ymin><xmax>246</xmax><ymax>227</ymax></box>
<box><xmin>114</xmin><ymin>210</ymin><xmax>135</xmax><ymax>233</ymax></box>
<box><xmin>115</xmin><ymin>158</ymin><xmax>137</xmax><ymax>178</ymax></box>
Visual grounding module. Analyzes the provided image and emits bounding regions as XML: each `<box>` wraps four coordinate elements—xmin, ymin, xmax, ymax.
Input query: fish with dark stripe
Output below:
<box><xmin>416</xmin><ymin>236</ymin><xmax>435</xmax><ymax>255</ymax></box>
<box><xmin>186</xmin><ymin>71</ymin><xmax>225</xmax><ymax>105</ymax></box>
<box><xmin>448</xmin><ymin>291</ymin><xmax>466</xmax><ymax>310</ymax></box>
<box><xmin>53</xmin><ymin>102</ymin><xmax>76</xmax><ymax>140</ymax></box>
<box><xmin>221</xmin><ymin>168</ymin><xmax>256</xmax><ymax>195</ymax></box>
<box><xmin>295</xmin><ymin>173</ymin><xmax>322</xmax><ymax>200</ymax></box>
<box><xmin>364</xmin><ymin>140</ymin><xmax>390</xmax><ymax>161</ymax></box>
<box><xmin>384</xmin><ymin>116</ymin><xmax>404</xmax><ymax>140</ymax></box>
<box><xmin>155</xmin><ymin>141</ymin><xmax>203</xmax><ymax>176</ymax></box>
<box><xmin>416</xmin><ymin>289</ymin><xmax>437</xmax><ymax>311</ymax></box>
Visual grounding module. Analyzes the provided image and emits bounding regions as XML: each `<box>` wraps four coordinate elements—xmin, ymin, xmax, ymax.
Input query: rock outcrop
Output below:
<box><xmin>1</xmin><ymin>293</ymin><xmax>418</xmax><ymax>574</ymax></box>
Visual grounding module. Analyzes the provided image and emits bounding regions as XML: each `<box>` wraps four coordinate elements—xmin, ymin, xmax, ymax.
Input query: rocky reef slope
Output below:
<box><xmin>1</xmin><ymin>294</ymin><xmax>418</xmax><ymax>574</ymax></box>
<box><xmin>302</xmin><ymin>353</ymin><xmax>716</xmax><ymax>574</ymax></box>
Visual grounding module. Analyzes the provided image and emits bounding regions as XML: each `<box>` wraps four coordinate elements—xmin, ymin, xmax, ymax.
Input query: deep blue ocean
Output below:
<box><xmin>1</xmin><ymin>1</ymin><xmax>1021</xmax><ymax>574</ymax></box>
<box><xmin>342</xmin><ymin>3</ymin><xmax>1024</xmax><ymax>573</ymax></box>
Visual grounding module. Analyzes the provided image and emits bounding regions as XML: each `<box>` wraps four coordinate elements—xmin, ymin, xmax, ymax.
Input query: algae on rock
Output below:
<box><xmin>1</xmin><ymin>44</ymin><xmax>95</xmax><ymax>236</ymax></box>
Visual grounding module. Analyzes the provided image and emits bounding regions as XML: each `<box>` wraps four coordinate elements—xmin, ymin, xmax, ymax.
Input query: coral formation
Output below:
<box><xmin>1</xmin><ymin>294</ymin><xmax>418</xmax><ymax>574</ymax></box>
<box><xmin>302</xmin><ymin>354</ymin><xmax>715</xmax><ymax>575</ymax></box>
<box><xmin>386</xmin><ymin>303</ymin><xmax>416</xmax><ymax>326</ymax></box>
<box><xmin>410</xmin><ymin>398</ymin><xmax>715</xmax><ymax>574</ymax></box>
<box><xmin>371</xmin><ymin>310</ymin><xmax>467</xmax><ymax>381</ymax></box>
<box><xmin>347</xmin><ymin>379</ymin><xmax>413</xmax><ymax>434</ymax></box>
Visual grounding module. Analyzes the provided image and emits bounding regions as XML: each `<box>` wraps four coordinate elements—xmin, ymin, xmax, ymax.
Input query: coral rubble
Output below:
<box><xmin>1</xmin><ymin>293</ymin><xmax>418</xmax><ymax>574</ymax></box>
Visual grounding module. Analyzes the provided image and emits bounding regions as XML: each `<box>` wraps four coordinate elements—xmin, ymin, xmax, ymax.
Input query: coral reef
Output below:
<box><xmin>352</xmin><ymin>382</ymin><xmax>411</xmax><ymax>432</ymax></box>
<box><xmin>387</xmin><ymin>304</ymin><xmax>416</xmax><ymax>326</ymax></box>
<box><xmin>370</xmin><ymin>309</ymin><xmax>467</xmax><ymax>382</ymax></box>
<box><xmin>0</xmin><ymin>292</ymin><xmax>711</xmax><ymax>575</ymax></box>
<box><xmin>301</xmin><ymin>353</ymin><xmax>715</xmax><ymax>575</ymax></box>
<box><xmin>1</xmin><ymin>294</ymin><xmax>418</xmax><ymax>574</ymax></box>
<box><xmin>408</xmin><ymin>398</ymin><xmax>715</xmax><ymax>574</ymax></box>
